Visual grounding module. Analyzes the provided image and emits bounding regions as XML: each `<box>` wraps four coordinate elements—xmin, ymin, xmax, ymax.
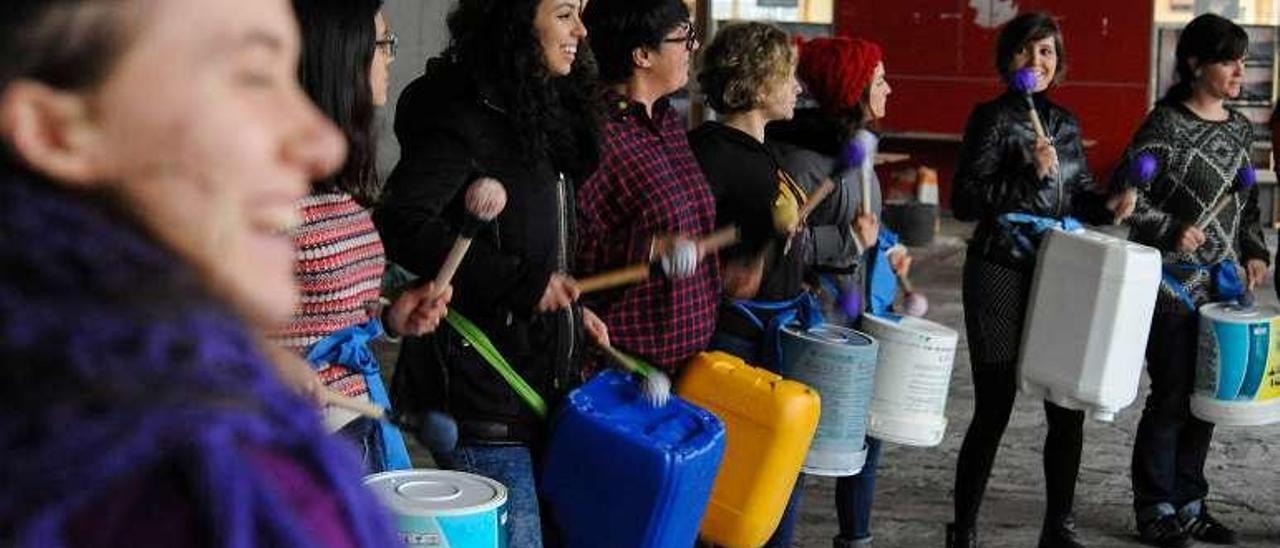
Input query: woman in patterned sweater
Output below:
<box><xmin>273</xmin><ymin>0</ymin><xmax>452</xmax><ymax>473</ymax></box>
<box><xmin>1114</xmin><ymin>14</ymin><xmax>1267</xmax><ymax>548</ymax></box>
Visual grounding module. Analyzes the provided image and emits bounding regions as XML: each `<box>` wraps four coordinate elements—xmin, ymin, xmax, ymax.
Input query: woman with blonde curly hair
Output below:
<box><xmin>688</xmin><ymin>21</ymin><xmax>810</xmax><ymax>547</ymax></box>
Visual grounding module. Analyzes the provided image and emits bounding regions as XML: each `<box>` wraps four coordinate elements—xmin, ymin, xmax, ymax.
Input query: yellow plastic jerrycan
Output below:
<box><xmin>676</xmin><ymin>351</ymin><xmax>821</xmax><ymax>547</ymax></box>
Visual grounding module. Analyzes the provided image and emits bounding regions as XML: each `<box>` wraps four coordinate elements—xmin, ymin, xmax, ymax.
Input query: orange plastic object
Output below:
<box><xmin>676</xmin><ymin>351</ymin><xmax>821</xmax><ymax>547</ymax></box>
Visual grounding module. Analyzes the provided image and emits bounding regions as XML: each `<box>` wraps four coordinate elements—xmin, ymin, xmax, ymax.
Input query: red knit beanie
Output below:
<box><xmin>797</xmin><ymin>37</ymin><xmax>883</xmax><ymax>114</ymax></box>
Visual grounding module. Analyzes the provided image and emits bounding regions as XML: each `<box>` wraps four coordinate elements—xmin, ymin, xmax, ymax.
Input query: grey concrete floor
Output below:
<box><xmin>789</xmin><ymin>217</ymin><xmax>1280</xmax><ymax>548</ymax></box>
<box><xmin>384</xmin><ymin>216</ymin><xmax>1280</xmax><ymax>548</ymax></box>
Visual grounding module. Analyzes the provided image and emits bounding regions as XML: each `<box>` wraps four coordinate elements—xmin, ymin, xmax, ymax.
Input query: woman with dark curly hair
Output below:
<box><xmin>374</xmin><ymin>0</ymin><xmax>604</xmax><ymax>545</ymax></box>
<box><xmin>948</xmin><ymin>12</ymin><xmax>1130</xmax><ymax>548</ymax></box>
<box><xmin>689</xmin><ymin>21</ymin><xmax>810</xmax><ymax>548</ymax></box>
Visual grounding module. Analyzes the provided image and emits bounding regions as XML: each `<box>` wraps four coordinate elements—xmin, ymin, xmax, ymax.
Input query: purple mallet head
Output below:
<box><xmin>839</xmin><ymin>289</ymin><xmax>862</xmax><ymax>320</ymax></box>
<box><xmin>1011</xmin><ymin>68</ymin><xmax>1038</xmax><ymax>94</ymax></box>
<box><xmin>1238</xmin><ymin>166</ymin><xmax>1257</xmax><ymax>190</ymax></box>
<box><xmin>842</xmin><ymin>139</ymin><xmax>868</xmax><ymax>170</ymax></box>
<box><xmin>1130</xmin><ymin>152</ymin><xmax>1158</xmax><ymax>187</ymax></box>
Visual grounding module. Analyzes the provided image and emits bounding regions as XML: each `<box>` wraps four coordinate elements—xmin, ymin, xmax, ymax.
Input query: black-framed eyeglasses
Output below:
<box><xmin>661</xmin><ymin>22</ymin><xmax>698</xmax><ymax>52</ymax></box>
<box><xmin>375</xmin><ymin>32</ymin><xmax>399</xmax><ymax>60</ymax></box>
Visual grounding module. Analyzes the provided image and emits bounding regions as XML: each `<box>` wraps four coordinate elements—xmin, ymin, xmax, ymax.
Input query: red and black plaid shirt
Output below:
<box><xmin>576</xmin><ymin>93</ymin><xmax>719</xmax><ymax>373</ymax></box>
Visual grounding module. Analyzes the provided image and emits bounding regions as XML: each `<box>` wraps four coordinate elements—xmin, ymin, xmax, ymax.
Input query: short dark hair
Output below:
<box><xmin>1161</xmin><ymin>13</ymin><xmax>1248</xmax><ymax>105</ymax></box>
<box><xmin>995</xmin><ymin>12</ymin><xmax>1066</xmax><ymax>84</ymax></box>
<box><xmin>0</xmin><ymin>0</ymin><xmax>134</xmax><ymax>92</ymax></box>
<box><xmin>293</xmin><ymin>0</ymin><xmax>383</xmax><ymax>206</ymax></box>
<box><xmin>583</xmin><ymin>0</ymin><xmax>690</xmax><ymax>84</ymax></box>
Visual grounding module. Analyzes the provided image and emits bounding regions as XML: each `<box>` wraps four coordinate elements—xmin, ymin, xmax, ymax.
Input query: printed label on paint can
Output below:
<box><xmin>364</xmin><ymin>470</ymin><xmax>509</xmax><ymax>548</ymax></box>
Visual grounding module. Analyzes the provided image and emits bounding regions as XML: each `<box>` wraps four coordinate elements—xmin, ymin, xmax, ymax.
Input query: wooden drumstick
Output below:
<box><xmin>796</xmin><ymin>178</ymin><xmax>836</xmax><ymax>223</ymax></box>
<box><xmin>322</xmin><ymin>389</ymin><xmax>386</xmax><ymax>420</ymax></box>
<box><xmin>260</xmin><ymin>339</ymin><xmax>387</xmax><ymax>421</ymax></box>
<box><xmin>577</xmin><ymin>226</ymin><xmax>740</xmax><ymax>294</ymax></box>
<box><xmin>1196</xmin><ymin>167</ymin><xmax>1257</xmax><ymax>230</ymax></box>
<box><xmin>433</xmin><ymin>178</ymin><xmax>507</xmax><ymax>296</ymax></box>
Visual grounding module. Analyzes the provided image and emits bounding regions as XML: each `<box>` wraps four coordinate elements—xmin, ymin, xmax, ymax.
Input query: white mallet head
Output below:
<box><xmin>465</xmin><ymin>177</ymin><xmax>507</xmax><ymax>222</ymax></box>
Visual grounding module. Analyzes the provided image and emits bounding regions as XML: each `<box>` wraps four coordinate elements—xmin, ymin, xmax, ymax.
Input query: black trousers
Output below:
<box><xmin>952</xmin><ymin>363</ymin><xmax>1086</xmax><ymax>528</ymax></box>
<box><xmin>1131</xmin><ymin>312</ymin><xmax>1214</xmax><ymax>516</ymax></box>
<box><xmin>955</xmin><ymin>253</ymin><xmax>1084</xmax><ymax>529</ymax></box>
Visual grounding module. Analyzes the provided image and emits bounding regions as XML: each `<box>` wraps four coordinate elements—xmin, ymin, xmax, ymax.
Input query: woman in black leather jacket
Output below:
<box><xmin>947</xmin><ymin>12</ymin><xmax>1128</xmax><ymax>548</ymax></box>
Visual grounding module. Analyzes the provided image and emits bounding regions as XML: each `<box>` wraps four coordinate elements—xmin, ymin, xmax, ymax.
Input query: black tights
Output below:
<box><xmin>953</xmin><ymin>362</ymin><xmax>1085</xmax><ymax>529</ymax></box>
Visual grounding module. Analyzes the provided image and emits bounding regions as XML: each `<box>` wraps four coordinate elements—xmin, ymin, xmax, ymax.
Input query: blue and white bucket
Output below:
<box><xmin>779</xmin><ymin>323</ymin><xmax>879</xmax><ymax>476</ymax></box>
<box><xmin>1194</xmin><ymin>303</ymin><xmax>1280</xmax><ymax>426</ymax></box>
<box><xmin>364</xmin><ymin>469</ymin><xmax>508</xmax><ymax>547</ymax></box>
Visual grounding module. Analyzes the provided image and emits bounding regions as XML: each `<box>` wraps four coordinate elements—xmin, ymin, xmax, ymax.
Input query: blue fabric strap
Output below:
<box><xmin>996</xmin><ymin>212</ymin><xmax>1082</xmax><ymax>257</ymax></box>
<box><xmin>1161</xmin><ymin>260</ymin><xmax>1244</xmax><ymax>313</ymax></box>
<box><xmin>306</xmin><ymin>318</ymin><xmax>411</xmax><ymax>470</ymax></box>
<box><xmin>729</xmin><ymin>291</ymin><xmax>824</xmax><ymax>370</ymax></box>
<box><xmin>867</xmin><ymin>229</ymin><xmax>901</xmax><ymax>316</ymax></box>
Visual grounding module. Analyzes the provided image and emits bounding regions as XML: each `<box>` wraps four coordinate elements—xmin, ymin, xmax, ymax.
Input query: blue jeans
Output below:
<box><xmin>434</xmin><ymin>444</ymin><xmax>542</xmax><ymax>548</ymax></box>
<box><xmin>836</xmin><ymin>436</ymin><xmax>881</xmax><ymax>542</ymax></box>
<box><xmin>336</xmin><ymin>416</ymin><xmax>387</xmax><ymax>475</ymax></box>
<box><xmin>764</xmin><ymin>439</ymin><xmax>882</xmax><ymax>548</ymax></box>
<box><xmin>1132</xmin><ymin>313</ymin><xmax>1214</xmax><ymax>522</ymax></box>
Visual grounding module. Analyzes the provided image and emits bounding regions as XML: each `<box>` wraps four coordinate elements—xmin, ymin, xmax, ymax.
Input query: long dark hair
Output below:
<box><xmin>444</xmin><ymin>0</ymin><xmax>601</xmax><ymax>178</ymax></box>
<box><xmin>292</xmin><ymin>0</ymin><xmax>382</xmax><ymax>206</ymax></box>
<box><xmin>1161</xmin><ymin>13</ymin><xmax>1248</xmax><ymax>106</ymax></box>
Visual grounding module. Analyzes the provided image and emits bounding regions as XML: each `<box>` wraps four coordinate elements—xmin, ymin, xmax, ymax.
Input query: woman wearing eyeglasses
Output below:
<box><xmin>269</xmin><ymin>0</ymin><xmax>452</xmax><ymax>475</ymax></box>
<box><xmin>576</xmin><ymin>0</ymin><xmax>721</xmax><ymax>377</ymax></box>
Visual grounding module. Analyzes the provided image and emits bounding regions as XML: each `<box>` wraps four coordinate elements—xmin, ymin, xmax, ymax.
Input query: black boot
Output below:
<box><xmin>1038</xmin><ymin>514</ymin><xmax>1086</xmax><ymax>548</ymax></box>
<box><xmin>946</xmin><ymin>523</ymin><xmax>976</xmax><ymax>548</ymax></box>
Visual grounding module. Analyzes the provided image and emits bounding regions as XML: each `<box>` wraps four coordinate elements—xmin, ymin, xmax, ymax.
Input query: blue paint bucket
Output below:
<box><xmin>1194</xmin><ymin>303</ymin><xmax>1280</xmax><ymax>426</ymax></box>
<box><xmin>364</xmin><ymin>469</ymin><xmax>508</xmax><ymax>547</ymax></box>
<box><xmin>779</xmin><ymin>323</ymin><xmax>879</xmax><ymax>476</ymax></box>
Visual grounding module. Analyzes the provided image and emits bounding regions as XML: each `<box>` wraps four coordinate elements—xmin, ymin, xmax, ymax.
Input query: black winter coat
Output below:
<box><xmin>952</xmin><ymin>91</ymin><xmax>1113</xmax><ymax>269</ymax></box>
<box><xmin>375</xmin><ymin>58</ymin><xmax>590</xmax><ymax>443</ymax></box>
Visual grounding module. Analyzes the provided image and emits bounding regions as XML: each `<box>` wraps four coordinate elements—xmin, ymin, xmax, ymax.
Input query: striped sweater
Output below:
<box><xmin>273</xmin><ymin>192</ymin><xmax>385</xmax><ymax>398</ymax></box>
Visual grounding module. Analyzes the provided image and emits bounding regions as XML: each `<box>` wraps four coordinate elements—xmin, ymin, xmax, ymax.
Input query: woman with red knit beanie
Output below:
<box><xmin>767</xmin><ymin>36</ymin><xmax>906</xmax><ymax>548</ymax></box>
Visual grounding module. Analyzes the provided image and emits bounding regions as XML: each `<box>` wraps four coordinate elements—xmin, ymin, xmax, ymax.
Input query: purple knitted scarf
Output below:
<box><xmin>0</xmin><ymin>171</ymin><xmax>398</xmax><ymax>547</ymax></box>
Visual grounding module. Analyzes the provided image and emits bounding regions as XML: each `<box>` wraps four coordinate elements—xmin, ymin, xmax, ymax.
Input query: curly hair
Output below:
<box><xmin>443</xmin><ymin>0</ymin><xmax>601</xmax><ymax>177</ymax></box>
<box><xmin>697</xmin><ymin>21</ymin><xmax>795</xmax><ymax>115</ymax></box>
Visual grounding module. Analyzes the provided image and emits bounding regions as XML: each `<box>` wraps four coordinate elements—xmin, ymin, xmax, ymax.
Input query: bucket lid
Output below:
<box><xmin>782</xmin><ymin>323</ymin><xmax>874</xmax><ymax>347</ymax></box>
<box><xmin>862</xmin><ymin>313</ymin><xmax>958</xmax><ymax>341</ymax></box>
<box><xmin>364</xmin><ymin>470</ymin><xmax>507</xmax><ymax>516</ymax></box>
<box><xmin>1200</xmin><ymin>302</ymin><xmax>1280</xmax><ymax>324</ymax></box>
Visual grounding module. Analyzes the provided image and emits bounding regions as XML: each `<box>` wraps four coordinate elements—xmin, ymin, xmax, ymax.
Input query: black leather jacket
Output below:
<box><xmin>952</xmin><ymin>91</ymin><xmax>1112</xmax><ymax>269</ymax></box>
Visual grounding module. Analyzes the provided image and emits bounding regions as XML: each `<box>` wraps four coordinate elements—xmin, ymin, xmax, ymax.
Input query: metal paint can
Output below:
<box><xmin>364</xmin><ymin>469</ymin><xmax>508</xmax><ymax>547</ymax></box>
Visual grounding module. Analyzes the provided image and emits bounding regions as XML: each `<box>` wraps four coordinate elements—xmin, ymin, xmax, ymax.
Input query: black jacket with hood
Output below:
<box><xmin>376</xmin><ymin>58</ymin><xmax>595</xmax><ymax>443</ymax></box>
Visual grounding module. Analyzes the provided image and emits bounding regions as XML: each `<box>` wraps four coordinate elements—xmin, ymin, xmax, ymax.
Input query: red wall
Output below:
<box><xmin>836</xmin><ymin>1</ymin><xmax>1154</xmax><ymax>204</ymax></box>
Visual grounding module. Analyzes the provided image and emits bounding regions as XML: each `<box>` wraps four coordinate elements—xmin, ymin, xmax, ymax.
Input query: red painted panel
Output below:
<box><xmin>835</xmin><ymin>0</ymin><xmax>1155</xmax><ymax>201</ymax></box>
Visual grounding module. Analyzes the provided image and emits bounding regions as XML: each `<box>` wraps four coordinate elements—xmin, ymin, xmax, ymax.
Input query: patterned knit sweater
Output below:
<box><xmin>272</xmin><ymin>192</ymin><xmax>385</xmax><ymax>398</ymax></box>
<box><xmin>1115</xmin><ymin>103</ymin><xmax>1270</xmax><ymax>314</ymax></box>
